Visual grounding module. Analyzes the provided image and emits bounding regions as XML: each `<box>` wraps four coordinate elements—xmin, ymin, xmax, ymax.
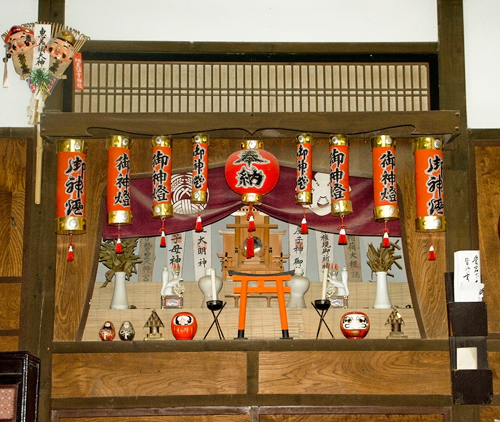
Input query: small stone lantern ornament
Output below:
<box><xmin>385</xmin><ymin>306</ymin><xmax>408</xmax><ymax>339</ymax></box>
<box><xmin>143</xmin><ymin>310</ymin><xmax>165</xmax><ymax>340</ymax></box>
<box><xmin>225</xmin><ymin>139</ymin><xmax>280</xmax><ymax>259</ymax></box>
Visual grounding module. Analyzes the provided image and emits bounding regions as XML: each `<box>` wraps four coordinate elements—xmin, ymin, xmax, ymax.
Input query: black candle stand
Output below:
<box><xmin>204</xmin><ymin>300</ymin><xmax>226</xmax><ymax>340</ymax></box>
<box><xmin>312</xmin><ymin>299</ymin><xmax>334</xmax><ymax>339</ymax></box>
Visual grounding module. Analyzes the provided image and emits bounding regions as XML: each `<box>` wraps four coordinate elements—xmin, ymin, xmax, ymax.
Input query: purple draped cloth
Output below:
<box><xmin>103</xmin><ymin>166</ymin><xmax>400</xmax><ymax>239</ymax></box>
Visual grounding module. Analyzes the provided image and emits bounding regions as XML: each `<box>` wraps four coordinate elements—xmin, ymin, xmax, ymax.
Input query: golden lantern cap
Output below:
<box><xmin>329</xmin><ymin>134</ymin><xmax>349</xmax><ymax>147</ymax></box>
<box><xmin>57</xmin><ymin>138</ymin><xmax>87</xmax><ymax>154</ymax></box>
<box><xmin>241</xmin><ymin>139</ymin><xmax>263</xmax><ymax>150</ymax></box>
<box><xmin>107</xmin><ymin>135</ymin><xmax>131</xmax><ymax>149</ymax></box>
<box><xmin>371</xmin><ymin>135</ymin><xmax>396</xmax><ymax>149</ymax></box>
<box><xmin>412</xmin><ymin>136</ymin><xmax>443</xmax><ymax>153</ymax></box>
<box><xmin>296</xmin><ymin>133</ymin><xmax>314</xmax><ymax>145</ymax></box>
<box><xmin>192</xmin><ymin>133</ymin><xmax>210</xmax><ymax>145</ymax></box>
<box><xmin>152</xmin><ymin>135</ymin><xmax>172</xmax><ymax>148</ymax></box>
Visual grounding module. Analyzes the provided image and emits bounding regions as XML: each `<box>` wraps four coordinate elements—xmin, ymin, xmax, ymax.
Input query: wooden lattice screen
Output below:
<box><xmin>74</xmin><ymin>62</ymin><xmax>430</xmax><ymax>114</ymax></box>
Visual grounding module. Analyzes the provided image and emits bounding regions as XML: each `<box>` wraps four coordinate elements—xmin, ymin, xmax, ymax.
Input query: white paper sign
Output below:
<box><xmin>454</xmin><ymin>250</ymin><xmax>483</xmax><ymax>302</ymax></box>
<box><xmin>456</xmin><ymin>347</ymin><xmax>478</xmax><ymax>370</ymax></box>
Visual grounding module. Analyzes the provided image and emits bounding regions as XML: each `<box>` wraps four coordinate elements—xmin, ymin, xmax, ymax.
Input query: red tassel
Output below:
<box><xmin>160</xmin><ymin>231</ymin><xmax>166</xmax><ymax>247</ymax></box>
<box><xmin>115</xmin><ymin>238</ymin><xmax>123</xmax><ymax>254</ymax></box>
<box><xmin>338</xmin><ymin>228</ymin><xmax>347</xmax><ymax>245</ymax></box>
<box><xmin>195</xmin><ymin>215</ymin><xmax>203</xmax><ymax>232</ymax></box>
<box><xmin>248</xmin><ymin>215</ymin><xmax>256</xmax><ymax>232</ymax></box>
<box><xmin>67</xmin><ymin>244</ymin><xmax>74</xmax><ymax>262</ymax></box>
<box><xmin>382</xmin><ymin>231</ymin><xmax>390</xmax><ymax>248</ymax></box>
<box><xmin>246</xmin><ymin>235</ymin><xmax>254</xmax><ymax>259</ymax></box>
<box><xmin>428</xmin><ymin>245</ymin><xmax>436</xmax><ymax>261</ymax></box>
<box><xmin>300</xmin><ymin>217</ymin><xmax>308</xmax><ymax>234</ymax></box>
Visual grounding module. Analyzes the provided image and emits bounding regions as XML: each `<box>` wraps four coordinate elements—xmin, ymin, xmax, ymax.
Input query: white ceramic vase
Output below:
<box><xmin>110</xmin><ymin>271</ymin><xmax>129</xmax><ymax>309</ymax></box>
<box><xmin>373</xmin><ymin>271</ymin><xmax>392</xmax><ymax>309</ymax></box>
<box><xmin>198</xmin><ymin>268</ymin><xmax>223</xmax><ymax>307</ymax></box>
<box><xmin>286</xmin><ymin>267</ymin><xmax>310</xmax><ymax>308</ymax></box>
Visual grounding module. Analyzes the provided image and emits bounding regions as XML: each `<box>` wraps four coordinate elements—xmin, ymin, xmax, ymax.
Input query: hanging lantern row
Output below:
<box><xmin>225</xmin><ymin>139</ymin><xmax>280</xmax><ymax>259</ymax></box>
<box><xmin>55</xmin><ymin>133</ymin><xmax>445</xmax><ymax>263</ymax></box>
<box><xmin>55</xmin><ymin>138</ymin><xmax>87</xmax><ymax>261</ymax></box>
<box><xmin>191</xmin><ymin>133</ymin><xmax>210</xmax><ymax>232</ymax></box>
<box><xmin>295</xmin><ymin>133</ymin><xmax>313</xmax><ymax>234</ymax></box>
<box><xmin>413</xmin><ymin>136</ymin><xmax>446</xmax><ymax>261</ymax></box>
<box><xmin>106</xmin><ymin>135</ymin><xmax>133</xmax><ymax>253</ymax></box>
<box><xmin>329</xmin><ymin>134</ymin><xmax>352</xmax><ymax>245</ymax></box>
<box><xmin>152</xmin><ymin>135</ymin><xmax>174</xmax><ymax>247</ymax></box>
<box><xmin>371</xmin><ymin>135</ymin><xmax>399</xmax><ymax>248</ymax></box>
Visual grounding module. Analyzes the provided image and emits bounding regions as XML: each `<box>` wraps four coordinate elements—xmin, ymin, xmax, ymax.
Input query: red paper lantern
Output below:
<box><xmin>372</xmin><ymin>135</ymin><xmax>399</xmax><ymax>247</ymax></box>
<box><xmin>371</xmin><ymin>135</ymin><xmax>399</xmax><ymax>222</ymax></box>
<box><xmin>295</xmin><ymin>133</ymin><xmax>313</xmax><ymax>205</ymax></box>
<box><xmin>191</xmin><ymin>133</ymin><xmax>209</xmax><ymax>204</ymax></box>
<box><xmin>413</xmin><ymin>137</ymin><xmax>446</xmax><ymax>231</ymax></box>
<box><xmin>330</xmin><ymin>134</ymin><xmax>352</xmax><ymax>245</ymax></box>
<box><xmin>56</xmin><ymin>138</ymin><xmax>87</xmax><ymax>261</ymax></box>
<box><xmin>152</xmin><ymin>135</ymin><xmax>173</xmax><ymax>218</ymax></box>
<box><xmin>225</xmin><ymin>139</ymin><xmax>280</xmax><ymax>205</ymax></box>
<box><xmin>107</xmin><ymin>135</ymin><xmax>133</xmax><ymax>226</ymax></box>
<box><xmin>413</xmin><ymin>136</ymin><xmax>446</xmax><ymax>260</ymax></box>
<box><xmin>329</xmin><ymin>134</ymin><xmax>352</xmax><ymax>216</ymax></box>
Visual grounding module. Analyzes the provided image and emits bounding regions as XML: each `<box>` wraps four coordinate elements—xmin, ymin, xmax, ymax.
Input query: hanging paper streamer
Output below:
<box><xmin>55</xmin><ymin>138</ymin><xmax>87</xmax><ymax>261</ymax></box>
<box><xmin>107</xmin><ymin>135</ymin><xmax>133</xmax><ymax>251</ymax></box>
<box><xmin>295</xmin><ymin>133</ymin><xmax>313</xmax><ymax>205</ymax></box>
<box><xmin>371</xmin><ymin>135</ymin><xmax>399</xmax><ymax>245</ymax></box>
<box><xmin>225</xmin><ymin>139</ymin><xmax>280</xmax><ymax>259</ymax></box>
<box><xmin>329</xmin><ymin>134</ymin><xmax>352</xmax><ymax>245</ymax></box>
<box><xmin>413</xmin><ymin>136</ymin><xmax>446</xmax><ymax>260</ymax></box>
<box><xmin>152</xmin><ymin>136</ymin><xmax>173</xmax><ymax>242</ymax></box>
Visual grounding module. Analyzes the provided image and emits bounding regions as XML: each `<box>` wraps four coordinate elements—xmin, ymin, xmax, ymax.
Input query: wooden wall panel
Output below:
<box><xmin>0</xmin><ymin>336</ymin><xmax>19</xmax><ymax>351</ymax></box>
<box><xmin>480</xmin><ymin>406</ymin><xmax>500</xmax><ymax>422</ymax></box>
<box><xmin>258</xmin><ymin>351</ymin><xmax>451</xmax><ymax>395</ymax></box>
<box><xmin>475</xmin><ymin>146</ymin><xmax>500</xmax><ymax>333</ymax></box>
<box><xmin>487</xmin><ymin>352</ymin><xmax>500</xmax><ymax>393</ymax></box>
<box><xmin>260</xmin><ymin>416</ymin><xmax>443</xmax><ymax>422</ymax></box>
<box><xmin>0</xmin><ymin>139</ymin><xmax>26</xmax><ymax>277</ymax></box>
<box><xmin>52</xmin><ymin>352</ymin><xmax>247</xmax><ymax>398</ymax></box>
<box><xmin>0</xmin><ymin>283</ymin><xmax>21</xmax><ymax>330</ymax></box>
<box><xmin>59</xmin><ymin>417</ymin><xmax>250</xmax><ymax>422</ymax></box>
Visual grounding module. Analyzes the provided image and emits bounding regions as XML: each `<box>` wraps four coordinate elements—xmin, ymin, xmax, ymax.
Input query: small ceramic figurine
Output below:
<box><xmin>161</xmin><ymin>264</ymin><xmax>184</xmax><ymax>296</ymax></box>
<box><xmin>118</xmin><ymin>320</ymin><xmax>135</xmax><ymax>341</ymax></box>
<box><xmin>327</xmin><ymin>265</ymin><xmax>349</xmax><ymax>297</ymax></box>
<box><xmin>171</xmin><ymin>312</ymin><xmax>197</xmax><ymax>340</ymax></box>
<box><xmin>99</xmin><ymin>321</ymin><xmax>116</xmax><ymax>341</ymax></box>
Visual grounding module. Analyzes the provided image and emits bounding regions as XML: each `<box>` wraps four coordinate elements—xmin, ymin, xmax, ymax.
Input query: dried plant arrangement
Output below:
<box><xmin>99</xmin><ymin>238</ymin><xmax>142</xmax><ymax>287</ymax></box>
<box><xmin>366</xmin><ymin>239</ymin><xmax>403</xmax><ymax>277</ymax></box>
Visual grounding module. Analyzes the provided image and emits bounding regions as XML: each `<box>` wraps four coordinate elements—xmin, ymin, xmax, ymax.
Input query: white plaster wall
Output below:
<box><xmin>65</xmin><ymin>0</ymin><xmax>438</xmax><ymax>43</ymax></box>
<box><xmin>0</xmin><ymin>0</ymin><xmax>38</xmax><ymax>128</ymax></box>
<box><xmin>463</xmin><ymin>0</ymin><xmax>500</xmax><ymax>129</ymax></box>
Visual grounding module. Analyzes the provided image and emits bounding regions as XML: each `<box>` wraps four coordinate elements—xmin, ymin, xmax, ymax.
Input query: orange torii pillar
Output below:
<box><xmin>229</xmin><ymin>270</ymin><xmax>294</xmax><ymax>339</ymax></box>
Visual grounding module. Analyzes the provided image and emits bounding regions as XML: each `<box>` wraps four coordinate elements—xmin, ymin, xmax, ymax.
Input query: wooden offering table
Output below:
<box><xmin>229</xmin><ymin>270</ymin><xmax>294</xmax><ymax>339</ymax></box>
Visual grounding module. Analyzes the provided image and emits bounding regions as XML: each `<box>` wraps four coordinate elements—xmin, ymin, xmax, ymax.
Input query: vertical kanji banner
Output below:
<box><xmin>193</xmin><ymin>225</ymin><xmax>212</xmax><ymax>282</ymax></box>
<box><xmin>343</xmin><ymin>235</ymin><xmax>363</xmax><ymax>282</ymax></box>
<box><xmin>167</xmin><ymin>233</ymin><xmax>185</xmax><ymax>276</ymax></box>
<box><xmin>288</xmin><ymin>223</ymin><xmax>308</xmax><ymax>273</ymax></box>
<box><xmin>315</xmin><ymin>231</ymin><xmax>335</xmax><ymax>280</ymax></box>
